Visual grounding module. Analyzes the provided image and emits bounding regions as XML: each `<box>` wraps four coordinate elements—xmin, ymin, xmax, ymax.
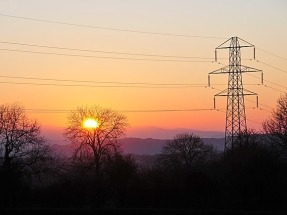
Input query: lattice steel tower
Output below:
<box><xmin>208</xmin><ymin>37</ymin><xmax>262</xmax><ymax>152</ymax></box>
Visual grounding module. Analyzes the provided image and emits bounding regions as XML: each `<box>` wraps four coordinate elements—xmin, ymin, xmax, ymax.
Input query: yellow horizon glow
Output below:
<box><xmin>1</xmin><ymin>1</ymin><xmax>285</xmax><ymax>134</ymax></box>
<box><xmin>83</xmin><ymin>118</ymin><xmax>98</xmax><ymax>129</ymax></box>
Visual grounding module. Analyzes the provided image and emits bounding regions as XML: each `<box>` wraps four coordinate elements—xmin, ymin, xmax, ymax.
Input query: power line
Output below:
<box><xmin>0</xmin><ymin>48</ymin><xmax>212</xmax><ymax>63</ymax></box>
<box><xmin>215</xmin><ymin>109</ymin><xmax>262</xmax><ymax>125</ymax></box>
<box><xmin>214</xmin><ymin>61</ymin><xmax>286</xmax><ymax>106</ymax></box>
<box><xmin>257</xmin><ymin>47</ymin><xmax>287</xmax><ymax>62</ymax></box>
<box><xmin>28</xmin><ymin>107</ymin><xmax>266</xmax><ymax>132</ymax></box>
<box><xmin>245</xmin><ymin>98</ymin><xmax>273</xmax><ymax>111</ymax></box>
<box><xmin>245</xmin><ymin>73</ymin><xmax>286</xmax><ymax>89</ymax></box>
<box><xmin>0</xmin><ymin>40</ymin><xmax>215</xmax><ymax>60</ymax></box>
<box><xmin>0</xmin><ymin>74</ymin><xmax>211</xmax><ymax>88</ymax></box>
<box><xmin>245</xmin><ymin>73</ymin><xmax>286</xmax><ymax>94</ymax></box>
<box><xmin>0</xmin><ymin>13</ymin><xmax>226</xmax><ymax>39</ymax></box>
<box><xmin>221</xmin><ymin>59</ymin><xmax>287</xmax><ymax>90</ymax></box>
<box><xmin>218</xmin><ymin>60</ymin><xmax>287</xmax><ymax>94</ymax></box>
<box><xmin>0</xmin><ymin>80</ymin><xmax>210</xmax><ymax>88</ymax></box>
<box><xmin>263</xmin><ymin>85</ymin><xmax>286</xmax><ymax>94</ymax></box>
<box><xmin>258</xmin><ymin>108</ymin><xmax>272</xmax><ymax>113</ymax></box>
<box><xmin>24</xmin><ymin>100</ymin><xmax>273</xmax><ymax>114</ymax></box>
<box><xmin>0</xmin><ymin>75</ymin><xmax>258</xmax><ymax>87</ymax></box>
<box><xmin>210</xmin><ymin>86</ymin><xmax>274</xmax><ymax>111</ymax></box>
<box><xmin>253</xmin><ymin>59</ymin><xmax>287</xmax><ymax>93</ymax></box>
<box><xmin>217</xmin><ymin>60</ymin><xmax>286</xmax><ymax>95</ymax></box>
<box><xmin>0</xmin><ymin>80</ymin><xmax>261</xmax><ymax>89</ymax></box>
<box><xmin>1</xmin><ymin>75</ymin><xmax>207</xmax><ymax>86</ymax></box>
<box><xmin>256</xmin><ymin>60</ymin><xmax>287</xmax><ymax>75</ymax></box>
<box><xmin>246</xmin><ymin>118</ymin><xmax>262</xmax><ymax>125</ymax></box>
<box><xmin>25</xmin><ymin>108</ymin><xmax>218</xmax><ymax>114</ymax></box>
<box><xmin>0</xmin><ymin>75</ymin><xmax>204</xmax><ymax>86</ymax></box>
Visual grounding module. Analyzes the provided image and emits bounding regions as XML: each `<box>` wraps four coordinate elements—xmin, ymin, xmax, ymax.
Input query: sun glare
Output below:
<box><xmin>83</xmin><ymin>118</ymin><xmax>98</xmax><ymax>129</ymax></box>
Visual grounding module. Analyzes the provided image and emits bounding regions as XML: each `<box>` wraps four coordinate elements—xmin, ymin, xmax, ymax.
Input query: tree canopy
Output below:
<box><xmin>0</xmin><ymin>103</ymin><xmax>50</xmax><ymax>175</ymax></box>
<box><xmin>64</xmin><ymin>105</ymin><xmax>128</xmax><ymax>175</ymax></box>
<box><xmin>263</xmin><ymin>93</ymin><xmax>287</xmax><ymax>156</ymax></box>
<box><xmin>159</xmin><ymin>133</ymin><xmax>216</xmax><ymax>171</ymax></box>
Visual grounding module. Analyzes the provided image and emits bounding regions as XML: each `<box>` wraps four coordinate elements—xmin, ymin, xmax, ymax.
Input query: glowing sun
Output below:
<box><xmin>83</xmin><ymin>118</ymin><xmax>98</xmax><ymax>129</ymax></box>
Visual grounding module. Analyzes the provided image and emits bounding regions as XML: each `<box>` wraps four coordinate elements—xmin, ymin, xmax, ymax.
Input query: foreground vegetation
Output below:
<box><xmin>1</xmin><ymin>94</ymin><xmax>287</xmax><ymax>211</ymax></box>
<box><xmin>1</xmin><ymin>134</ymin><xmax>287</xmax><ymax>211</ymax></box>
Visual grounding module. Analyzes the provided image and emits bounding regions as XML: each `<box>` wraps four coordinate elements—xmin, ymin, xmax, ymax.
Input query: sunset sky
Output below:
<box><xmin>0</xmin><ymin>0</ymin><xmax>287</xmax><ymax>140</ymax></box>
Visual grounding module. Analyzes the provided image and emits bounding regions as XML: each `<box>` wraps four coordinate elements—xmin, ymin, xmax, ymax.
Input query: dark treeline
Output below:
<box><xmin>1</xmin><ymin>132</ymin><xmax>287</xmax><ymax>211</ymax></box>
<box><xmin>1</xmin><ymin>94</ymin><xmax>287</xmax><ymax>212</ymax></box>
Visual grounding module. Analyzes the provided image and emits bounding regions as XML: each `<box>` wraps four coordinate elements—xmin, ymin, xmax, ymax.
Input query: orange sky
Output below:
<box><xmin>0</xmin><ymin>0</ymin><xmax>286</xmax><ymax>139</ymax></box>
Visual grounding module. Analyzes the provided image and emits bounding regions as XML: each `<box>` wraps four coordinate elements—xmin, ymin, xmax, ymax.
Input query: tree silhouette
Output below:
<box><xmin>0</xmin><ymin>103</ymin><xmax>51</xmax><ymax>175</ymax></box>
<box><xmin>0</xmin><ymin>103</ymin><xmax>54</xmax><ymax>207</ymax></box>
<box><xmin>263</xmin><ymin>93</ymin><xmax>287</xmax><ymax>157</ymax></box>
<box><xmin>159</xmin><ymin>133</ymin><xmax>216</xmax><ymax>171</ymax></box>
<box><xmin>220</xmin><ymin>129</ymin><xmax>286</xmax><ymax>209</ymax></box>
<box><xmin>64</xmin><ymin>105</ymin><xmax>128</xmax><ymax>177</ymax></box>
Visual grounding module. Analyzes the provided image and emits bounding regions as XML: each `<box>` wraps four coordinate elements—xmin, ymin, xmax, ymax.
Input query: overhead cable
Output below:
<box><xmin>0</xmin><ymin>13</ymin><xmax>226</xmax><ymax>39</ymax></box>
<box><xmin>257</xmin><ymin>47</ymin><xmax>287</xmax><ymax>62</ymax></box>
<box><xmin>0</xmin><ymin>40</ymin><xmax>215</xmax><ymax>59</ymax></box>
<box><xmin>0</xmin><ymin>48</ymin><xmax>212</xmax><ymax>63</ymax></box>
<box><xmin>25</xmin><ymin>108</ymin><xmax>218</xmax><ymax>113</ymax></box>
<box><xmin>0</xmin><ymin>81</ymin><xmax>211</xmax><ymax>88</ymax></box>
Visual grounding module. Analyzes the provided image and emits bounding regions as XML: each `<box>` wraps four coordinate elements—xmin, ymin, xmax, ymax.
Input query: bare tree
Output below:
<box><xmin>263</xmin><ymin>93</ymin><xmax>287</xmax><ymax>155</ymax></box>
<box><xmin>64</xmin><ymin>105</ymin><xmax>128</xmax><ymax>176</ymax></box>
<box><xmin>0</xmin><ymin>103</ymin><xmax>53</xmax><ymax>175</ymax></box>
<box><xmin>159</xmin><ymin>133</ymin><xmax>217</xmax><ymax>171</ymax></box>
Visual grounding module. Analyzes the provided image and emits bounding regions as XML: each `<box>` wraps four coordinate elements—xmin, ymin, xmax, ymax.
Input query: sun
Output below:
<box><xmin>83</xmin><ymin>118</ymin><xmax>98</xmax><ymax>129</ymax></box>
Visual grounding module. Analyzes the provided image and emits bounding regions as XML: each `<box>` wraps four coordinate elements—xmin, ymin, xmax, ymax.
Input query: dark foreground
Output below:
<box><xmin>1</xmin><ymin>209</ymin><xmax>287</xmax><ymax>215</ymax></box>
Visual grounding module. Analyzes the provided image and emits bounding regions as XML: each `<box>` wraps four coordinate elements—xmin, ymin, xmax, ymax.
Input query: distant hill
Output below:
<box><xmin>52</xmin><ymin>137</ymin><xmax>224</xmax><ymax>157</ymax></box>
<box><xmin>203</xmin><ymin>138</ymin><xmax>225</xmax><ymax>151</ymax></box>
<box><xmin>43</xmin><ymin>126</ymin><xmax>224</xmax><ymax>144</ymax></box>
<box><xmin>120</xmin><ymin>137</ymin><xmax>225</xmax><ymax>154</ymax></box>
<box><xmin>119</xmin><ymin>138</ymin><xmax>165</xmax><ymax>155</ymax></box>
<box><xmin>126</xmin><ymin>126</ymin><xmax>224</xmax><ymax>139</ymax></box>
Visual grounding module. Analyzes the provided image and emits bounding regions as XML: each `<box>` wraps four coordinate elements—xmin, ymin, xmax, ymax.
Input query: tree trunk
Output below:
<box><xmin>3</xmin><ymin>145</ymin><xmax>11</xmax><ymax>171</ymax></box>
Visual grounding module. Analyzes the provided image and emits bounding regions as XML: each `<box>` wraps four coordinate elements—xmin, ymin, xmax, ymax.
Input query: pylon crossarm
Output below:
<box><xmin>216</xmin><ymin>37</ymin><xmax>254</xmax><ymax>50</ymax></box>
<box><xmin>208</xmin><ymin>66</ymin><xmax>229</xmax><ymax>86</ymax></box>
<box><xmin>216</xmin><ymin>38</ymin><xmax>232</xmax><ymax>49</ymax></box>
<box><xmin>241</xmin><ymin>65</ymin><xmax>262</xmax><ymax>73</ymax></box>
<box><xmin>243</xmin><ymin>89</ymin><xmax>259</xmax><ymax>108</ymax></box>
<box><xmin>209</xmin><ymin>65</ymin><xmax>261</xmax><ymax>74</ymax></box>
<box><xmin>217</xmin><ymin>45</ymin><xmax>254</xmax><ymax>49</ymax></box>
<box><xmin>209</xmin><ymin>66</ymin><xmax>229</xmax><ymax>74</ymax></box>
<box><xmin>243</xmin><ymin>89</ymin><xmax>258</xmax><ymax>96</ymax></box>
<box><xmin>237</xmin><ymin>37</ymin><xmax>255</xmax><ymax>48</ymax></box>
<box><xmin>213</xmin><ymin>89</ymin><xmax>228</xmax><ymax>109</ymax></box>
<box><xmin>214</xmin><ymin>89</ymin><xmax>228</xmax><ymax>97</ymax></box>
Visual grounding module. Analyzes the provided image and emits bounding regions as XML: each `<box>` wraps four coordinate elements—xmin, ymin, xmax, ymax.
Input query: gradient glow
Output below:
<box><xmin>0</xmin><ymin>0</ymin><xmax>286</xmax><ymax>139</ymax></box>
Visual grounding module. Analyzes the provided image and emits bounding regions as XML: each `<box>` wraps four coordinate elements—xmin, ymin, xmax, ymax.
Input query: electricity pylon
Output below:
<box><xmin>208</xmin><ymin>37</ymin><xmax>262</xmax><ymax>152</ymax></box>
